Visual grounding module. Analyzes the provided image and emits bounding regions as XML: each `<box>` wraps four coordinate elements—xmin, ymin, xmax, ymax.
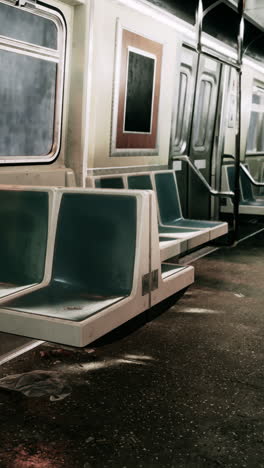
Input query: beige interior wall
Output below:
<box><xmin>87</xmin><ymin>0</ymin><xmax>181</xmax><ymax>170</ymax></box>
<box><xmin>64</xmin><ymin>0</ymin><xmax>94</xmax><ymax>185</ymax></box>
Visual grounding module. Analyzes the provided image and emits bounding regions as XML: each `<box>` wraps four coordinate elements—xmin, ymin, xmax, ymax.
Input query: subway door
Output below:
<box><xmin>188</xmin><ymin>56</ymin><xmax>221</xmax><ymax>219</ymax></box>
<box><xmin>170</xmin><ymin>47</ymin><xmax>197</xmax><ymax>217</ymax></box>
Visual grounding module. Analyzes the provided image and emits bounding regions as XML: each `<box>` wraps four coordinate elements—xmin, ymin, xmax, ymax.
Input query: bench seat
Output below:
<box><xmin>161</xmin><ymin>218</ymin><xmax>227</xmax><ymax>240</ymax></box>
<box><xmin>149</xmin><ymin>192</ymin><xmax>194</xmax><ymax>306</ymax></box>
<box><xmin>159</xmin><ymin>237</ymin><xmax>183</xmax><ymax>260</ymax></box>
<box><xmin>159</xmin><ymin>227</ymin><xmax>209</xmax><ymax>249</ymax></box>
<box><xmin>154</xmin><ymin>172</ymin><xmax>228</xmax><ymax>241</ymax></box>
<box><xmin>221</xmin><ymin>164</ymin><xmax>264</xmax><ymax>216</ymax></box>
<box><xmin>0</xmin><ymin>188</ymin><xmax>194</xmax><ymax>346</ymax></box>
<box><xmin>161</xmin><ymin>263</ymin><xmax>189</xmax><ymax>279</ymax></box>
<box><xmin>126</xmin><ymin>173</ymin><xmax>213</xmax><ymax>250</ymax></box>
<box><xmin>4</xmin><ymin>280</ymin><xmax>124</xmax><ymax>322</ymax></box>
<box><xmin>88</xmin><ymin>171</ymin><xmax>227</xmax><ymax>246</ymax></box>
<box><xmin>240</xmin><ymin>199</ymin><xmax>264</xmax><ymax>206</ymax></box>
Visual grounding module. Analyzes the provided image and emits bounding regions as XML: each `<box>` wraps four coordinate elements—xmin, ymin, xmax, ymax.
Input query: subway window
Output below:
<box><xmin>246</xmin><ymin>86</ymin><xmax>264</xmax><ymax>154</ymax></box>
<box><xmin>0</xmin><ymin>0</ymin><xmax>65</xmax><ymax>163</ymax></box>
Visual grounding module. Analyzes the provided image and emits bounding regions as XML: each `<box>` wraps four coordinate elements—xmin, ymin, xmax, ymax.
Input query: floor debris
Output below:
<box><xmin>0</xmin><ymin>370</ymin><xmax>72</xmax><ymax>401</ymax></box>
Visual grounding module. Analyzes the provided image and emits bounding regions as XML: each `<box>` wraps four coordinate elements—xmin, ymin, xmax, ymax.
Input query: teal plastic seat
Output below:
<box><xmin>241</xmin><ymin>167</ymin><xmax>255</xmax><ymax>202</ymax></box>
<box><xmin>0</xmin><ymin>190</ymin><xmax>49</xmax><ymax>296</ymax></box>
<box><xmin>156</xmin><ymin>172</ymin><xmax>224</xmax><ymax>229</ymax></box>
<box><xmin>5</xmin><ymin>193</ymin><xmax>137</xmax><ymax>321</ymax></box>
<box><xmin>127</xmin><ymin>174</ymin><xmax>205</xmax><ymax>235</ymax></box>
<box><xmin>95</xmin><ymin>177</ymin><xmax>124</xmax><ymax>189</ymax></box>
<box><xmin>127</xmin><ymin>174</ymin><xmax>153</xmax><ymax>190</ymax></box>
<box><xmin>227</xmin><ymin>165</ymin><xmax>264</xmax><ymax>207</ymax></box>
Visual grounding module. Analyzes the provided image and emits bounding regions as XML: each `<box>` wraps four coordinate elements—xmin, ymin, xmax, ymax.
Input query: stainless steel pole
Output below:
<box><xmin>233</xmin><ymin>0</ymin><xmax>245</xmax><ymax>243</ymax></box>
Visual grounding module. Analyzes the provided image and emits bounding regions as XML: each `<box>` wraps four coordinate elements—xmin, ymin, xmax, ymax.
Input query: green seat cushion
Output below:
<box><xmin>5</xmin><ymin>281</ymin><xmax>124</xmax><ymax>322</ymax></box>
<box><xmin>169</xmin><ymin>219</ymin><xmax>223</xmax><ymax>228</ymax></box>
<box><xmin>240</xmin><ymin>200</ymin><xmax>264</xmax><ymax>206</ymax></box>
<box><xmin>158</xmin><ymin>225</ymin><xmax>200</xmax><ymax>234</ymax></box>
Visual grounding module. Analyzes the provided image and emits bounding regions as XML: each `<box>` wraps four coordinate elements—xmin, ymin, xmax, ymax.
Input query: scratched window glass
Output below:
<box><xmin>124</xmin><ymin>51</ymin><xmax>155</xmax><ymax>133</ymax></box>
<box><xmin>0</xmin><ymin>2</ymin><xmax>57</xmax><ymax>49</ymax></box>
<box><xmin>0</xmin><ymin>49</ymin><xmax>56</xmax><ymax>156</ymax></box>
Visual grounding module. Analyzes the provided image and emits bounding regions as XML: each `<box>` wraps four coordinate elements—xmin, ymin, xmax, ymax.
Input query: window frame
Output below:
<box><xmin>0</xmin><ymin>0</ymin><xmax>66</xmax><ymax>164</ymax></box>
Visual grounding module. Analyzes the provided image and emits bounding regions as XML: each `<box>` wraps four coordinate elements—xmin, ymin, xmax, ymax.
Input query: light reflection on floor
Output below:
<box><xmin>57</xmin><ymin>353</ymin><xmax>155</xmax><ymax>374</ymax></box>
<box><xmin>178</xmin><ymin>307</ymin><xmax>221</xmax><ymax>314</ymax></box>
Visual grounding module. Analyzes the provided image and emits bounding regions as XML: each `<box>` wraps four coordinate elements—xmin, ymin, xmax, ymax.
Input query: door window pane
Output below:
<box><xmin>174</xmin><ymin>72</ymin><xmax>188</xmax><ymax>146</ymax></box>
<box><xmin>193</xmin><ymin>80</ymin><xmax>212</xmax><ymax>148</ymax></box>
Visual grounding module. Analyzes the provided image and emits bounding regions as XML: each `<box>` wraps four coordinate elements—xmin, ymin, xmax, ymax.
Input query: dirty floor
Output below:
<box><xmin>0</xmin><ymin>233</ymin><xmax>264</xmax><ymax>468</ymax></box>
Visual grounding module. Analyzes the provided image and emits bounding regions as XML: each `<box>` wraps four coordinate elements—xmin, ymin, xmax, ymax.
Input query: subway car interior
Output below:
<box><xmin>1</xmin><ymin>0</ymin><xmax>264</xmax><ymax>466</ymax></box>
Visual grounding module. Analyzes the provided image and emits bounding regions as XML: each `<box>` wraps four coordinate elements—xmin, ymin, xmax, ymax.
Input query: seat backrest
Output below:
<box><xmin>154</xmin><ymin>172</ymin><xmax>182</xmax><ymax>224</ymax></box>
<box><xmin>226</xmin><ymin>165</ymin><xmax>254</xmax><ymax>202</ymax></box>
<box><xmin>127</xmin><ymin>174</ymin><xmax>153</xmax><ymax>190</ymax></box>
<box><xmin>0</xmin><ymin>190</ymin><xmax>49</xmax><ymax>284</ymax></box>
<box><xmin>95</xmin><ymin>177</ymin><xmax>124</xmax><ymax>189</ymax></box>
<box><xmin>240</xmin><ymin>165</ymin><xmax>255</xmax><ymax>201</ymax></box>
<box><xmin>52</xmin><ymin>193</ymin><xmax>137</xmax><ymax>296</ymax></box>
<box><xmin>226</xmin><ymin>165</ymin><xmax>235</xmax><ymax>193</ymax></box>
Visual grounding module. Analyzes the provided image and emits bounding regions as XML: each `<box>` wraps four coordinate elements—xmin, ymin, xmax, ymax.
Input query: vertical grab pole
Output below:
<box><xmin>185</xmin><ymin>0</ymin><xmax>203</xmax><ymax>216</ymax></box>
<box><xmin>196</xmin><ymin>0</ymin><xmax>203</xmax><ymax>54</ymax></box>
<box><xmin>233</xmin><ymin>0</ymin><xmax>245</xmax><ymax>243</ymax></box>
<box><xmin>189</xmin><ymin>0</ymin><xmax>203</xmax><ymax>143</ymax></box>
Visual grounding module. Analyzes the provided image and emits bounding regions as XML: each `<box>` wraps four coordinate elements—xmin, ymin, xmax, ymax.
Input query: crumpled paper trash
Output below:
<box><xmin>0</xmin><ymin>370</ymin><xmax>71</xmax><ymax>401</ymax></box>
